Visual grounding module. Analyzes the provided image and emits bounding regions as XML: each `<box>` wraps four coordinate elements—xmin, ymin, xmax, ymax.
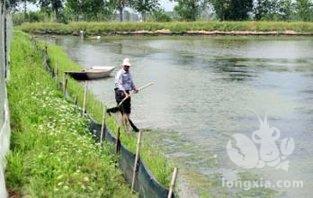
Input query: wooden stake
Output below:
<box><xmin>167</xmin><ymin>167</ymin><xmax>178</xmax><ymax>198</ymax></box>
<box><xmin>115</xmin><ymin>127</ymin><xmax>121</xmax><ymax>154</ymax></box>
<box><xmin>74</xmin><ymin>95</ymin><xmax>78</xmax><ymax>105</ymax></box>
<box><xmin>82</xmin><ymin>81</ymin><xmax>87</xmax><ymax>114</ymax></box>
<box><xmin>100</xmin><ymin>107</ymin><xmax>106</xmax><ymax>146</ymax></box>
<box><xmin>63</xmin><ymin>73</ymin><xmax>68</xmax><ymax>97</ymax></box>
<box><xmin>55</xmin><ymin>65</ymin><xmax>58</xmax><ymax>81</ymax></box>
<box><xmin>131</xmin><ymin>130</ymin><xmax>142</xmax><ymax>192</ymax></box>
<box><xmin>62</xmin><ymin>73</ymin><xmax>65</xmax><ymax>91</ymax></box>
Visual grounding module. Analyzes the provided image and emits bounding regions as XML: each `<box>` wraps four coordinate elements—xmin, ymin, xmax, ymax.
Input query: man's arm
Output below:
<box><xmin>130</xmin><ymin>74</ymin><xmax>138</xmax><ymax>93</ymax></box>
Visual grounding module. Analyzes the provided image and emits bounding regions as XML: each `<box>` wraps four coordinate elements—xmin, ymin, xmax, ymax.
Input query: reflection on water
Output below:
<box><xmin>41</xmin><ymin>35</ymin><xmax>313</xmax><ymax>197</ymax></box>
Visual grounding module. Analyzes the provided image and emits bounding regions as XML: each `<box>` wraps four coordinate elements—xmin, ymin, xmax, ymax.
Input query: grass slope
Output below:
<box><xmin>5</xmin><ymin>31</ymin><xmax>133</xmax><ymax>197</ymax></box>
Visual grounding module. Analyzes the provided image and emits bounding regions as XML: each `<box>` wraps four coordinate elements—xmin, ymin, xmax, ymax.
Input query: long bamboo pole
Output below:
<box><xmin>118</xmin><ymin>82</ymin><xmax>154</xmax><ymax>107</ymax></box>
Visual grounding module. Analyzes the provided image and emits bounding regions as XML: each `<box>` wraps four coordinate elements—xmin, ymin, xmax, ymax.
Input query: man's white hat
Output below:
<box><xmin>122</xmin><ymin>58</ymin><xmax>132</xmax><ymax>67</ymax></box>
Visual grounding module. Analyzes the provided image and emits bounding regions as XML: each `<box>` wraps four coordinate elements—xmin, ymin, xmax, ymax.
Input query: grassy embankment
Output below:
<box><xmin>33</xmin><ymin>34</ymin><xmax>172</xmax><ymax>186</ymax></box>
<box><xmin>19</xmin><ymin>21</ymin><xmax>313</xmax><ymax>35</ymax></box>
<box><xmin>6</xmin><ymin>31</ymin><xmax>134</xmax><ymax>197</ymax></box>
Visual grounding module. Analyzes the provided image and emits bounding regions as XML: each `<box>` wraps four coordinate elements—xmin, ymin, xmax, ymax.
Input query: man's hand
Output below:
<box><xmin>133</xmin><ymin>87</ymin><xmax>139</xmax><ymax>94</ymax></box>
<box><xmin>123</xmin><ymin>91</ymin><xmax>129</xmax><ymax>98</ymax></box>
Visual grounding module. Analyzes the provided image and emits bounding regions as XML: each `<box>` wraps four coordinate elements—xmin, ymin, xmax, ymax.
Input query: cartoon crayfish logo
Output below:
<box><xmin>226</xmin><ymin>114</ymin><xmax>295</xmax><ymax>171</ymax></box>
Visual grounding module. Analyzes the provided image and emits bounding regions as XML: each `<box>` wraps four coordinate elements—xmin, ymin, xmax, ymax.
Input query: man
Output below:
<box><xmin>107</xmin><ymin>58</ymin><xmax>139</xmax><ymax>132</ymax></box>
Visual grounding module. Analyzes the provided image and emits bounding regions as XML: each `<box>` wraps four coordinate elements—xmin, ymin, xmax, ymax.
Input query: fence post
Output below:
<box><xmin>43</xmin><ymin>45</ymin><xmax>47</xmax><ymax>72</ymax></box>
<box><xmin>4</xmin><ymin>12</ymin><xmax>7</xmax><ymax>79</ymax></box>
<box><xmin>55</xmin><ymin>65</ymin><xmax>58</xmax><ymax>81</ymax></box>
<box><xmin>63</xmin><ymin>73</ymin><xmax>68</xmax><ymax>97</ymax></box>
<box><xmin>74</xmin><ymin>95</ymin><xmax>78</xmax><ymax>105</ymax></box>
<box><xmin>100</xmin><ymin>106</ymin><xmax>106</xmax><ymax>146</ymax></box>
<box><xmin>115</xmin><ymin>127</ymin><xmax>121</xmax><ymax>154</ymax></box>
<box><xmin>167</xmin><ymin>167</ymin><xmax>178</xmax><ymax>198</ymax></box>
<box><xmin>131</xmin><ymin>130</ymin><xmax>142</xmax><ymax>192</ymax></box>
<box><xmin>41</xmin><ymin>45</ymin><xmax>46</xmax><ymax>70</ymax></box>
<box><xmin>82</xmin><ymin>81</ymin><xmax>87</xmax><ymax>114</ymax></box>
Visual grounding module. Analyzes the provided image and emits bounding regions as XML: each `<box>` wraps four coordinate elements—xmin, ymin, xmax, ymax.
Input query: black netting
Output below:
<box><xmin>137</xmin><ymin>160</ymin><xmax>169</xmax><ymax>198</ymax></box>
<box><xmin>88</xmin><ymin>120</ymin><xmax>172</xmax><ymax>198</ymax></box>
<box><xmin>119</xmin><ymin>144</ymin><xmax>136</xmax><ymax>185</ymax></box>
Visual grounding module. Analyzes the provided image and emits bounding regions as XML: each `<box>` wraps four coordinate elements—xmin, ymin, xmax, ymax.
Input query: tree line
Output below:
<box><xmin>7</xmin><ymin>0</ymin><xmax>313</xmax><ymax>23</ymax></box>
<box><xmin>175</xmin><ymin>0</ymin><xmax>313</xmax><ymax>21</ymax></box>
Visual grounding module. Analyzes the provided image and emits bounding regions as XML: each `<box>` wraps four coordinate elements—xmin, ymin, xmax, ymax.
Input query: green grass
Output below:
<box><xmin>19</xmin><ymin>21</ymin><xmax>313</xmax><ymax>35</ymax></box>
<box><xmin>34</xmin><ymin>34</ymin><xmax>172</xmax><ymax>186</ymax></box>
<box><xmin>6</xmin><ymin>31</ymin><xmax>133</xmax><ymax>197</ymax></box>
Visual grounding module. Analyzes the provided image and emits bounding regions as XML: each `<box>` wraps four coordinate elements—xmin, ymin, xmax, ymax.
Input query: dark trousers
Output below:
<box><xmin>106</xmin><ymin>89</ymin><xmax>139</xmax><ymax>132</ymax></box>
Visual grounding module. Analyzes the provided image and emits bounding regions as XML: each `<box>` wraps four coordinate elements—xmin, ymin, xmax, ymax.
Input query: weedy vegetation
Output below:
<box><xmin>6</xmin><ymin>31</ymin><xmax>134</xmax><ymax>197</ymax></box>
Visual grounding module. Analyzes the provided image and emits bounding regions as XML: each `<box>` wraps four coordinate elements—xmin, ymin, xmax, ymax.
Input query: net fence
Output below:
<box><xmin>89</xmin><ymin>121</ymin><xmax>171</xmax><ymax>198</ymax></box>
<box><xmin>0</xmin><ymin>0</ymin><xmax>11</xmax><ymax>197</ymax></box>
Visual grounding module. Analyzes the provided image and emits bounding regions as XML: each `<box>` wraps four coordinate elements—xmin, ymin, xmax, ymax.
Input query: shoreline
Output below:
<box><xmin>19</xmin><ymin>21</ymin><xmax>313</xmax><ymax>37</ymax></box>
<box><xmin>29</xmin><ymin>29</ymin><xmax>313</xmax><ymax>36</ymax></box>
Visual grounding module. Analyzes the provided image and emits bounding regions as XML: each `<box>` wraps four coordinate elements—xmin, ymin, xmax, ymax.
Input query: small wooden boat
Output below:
<box><xmin>66</xmin><ymin>66</ymin><xmax>115</xmax><ymax>80</ymax></box>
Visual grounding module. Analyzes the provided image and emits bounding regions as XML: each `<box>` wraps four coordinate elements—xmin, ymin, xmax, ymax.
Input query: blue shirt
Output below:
<box><xmin>115</xmin><ymin>68</ymin><xmax>136</xmax><ymax>91</ymax></box>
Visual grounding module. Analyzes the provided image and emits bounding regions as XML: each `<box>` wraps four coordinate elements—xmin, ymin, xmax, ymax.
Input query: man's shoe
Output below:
<box><xmin>133</xmin><ymin>128</ymin><xmax>139</xmax><ymax>133</ymax></box>
<box><xmin>128</xmin><ymin>118</ymin><xmax>139</xmax><ymax>132</ymax></box>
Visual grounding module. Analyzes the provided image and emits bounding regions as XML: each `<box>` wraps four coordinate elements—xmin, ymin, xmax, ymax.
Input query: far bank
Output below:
<box><xmin>19</xmin><ymin>21</ymin><xmax>313</xmax><ymax>36</ymax></box>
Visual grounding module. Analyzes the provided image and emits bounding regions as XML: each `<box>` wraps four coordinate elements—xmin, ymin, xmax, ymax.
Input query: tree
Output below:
<box><xmin>211</xmin><ymin>0</ymin><xmax>253</xmax><ymax>20</ymax></box>
<box><xmin>174</xmin><ymin>0</ymin><xmax>200</xmax><ymax>21</ymax></box>
<box><xmin>254</xmin><ymin>0</ymin><xmax>274</xmax><ymax>20</ymax></box>
<box><xmin>279</xmin><ymin>0</ymin><xmax>295</xmax><ymax>20</ymax></box>
<box><xmin>65</xmin><ymin>0</ymin><xmax>81</xmax><ymax>20</ymax></box>
<box><xmin>38</xmin><ymin>0</ymin><xmax>64</xmax><ymax>21</ymax></box>
<box><xmin>111</xmin><ymin>0</ymin><xmax>129</xmax><ymax>21</ymax></box>
<box><xmin>254</xmin><ymin>0</ymin><xmax>295</xmax><ymax>21</ymax></box>
<box><xmin>65</xmin><ymin>0</ymin><xmax>113</xmax><ymax>21</ymax></box>
<box><xmin>5</xmin><ymin>0</ymin><xmax>36</xmax><ymax>13</ymax></box>
<box><xmin>150</xmin><ymin>9</ymin><xmax>172</xmax><ymax>21</ymax></box>
<box><xmin>6</xmin><ymin>0</ymin><xmax>20</xmax><ymax>11</ymax></box>
<box><xmin>295</xmin><ymin>0</ymin><xmax>313</xmax><ymax>21</ymax></box>
<box><xmin>131</xmin><ymin>0</ymin><xmax>159</xmax><ymax>21</ymax></box>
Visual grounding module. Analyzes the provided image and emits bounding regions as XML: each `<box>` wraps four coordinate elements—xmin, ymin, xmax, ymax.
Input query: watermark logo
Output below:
<box><xmin>222</xmin><ymin>178</ymin><xmax>304</xmax><ymax>191</ymax></box>
<box><xmin>226</xmin><ymin>114</ymin><xmax>295</xmax><ymax>171</ymax></box>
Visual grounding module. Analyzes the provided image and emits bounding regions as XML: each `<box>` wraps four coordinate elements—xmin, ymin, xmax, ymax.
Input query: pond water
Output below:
<box><xmin>42</xmin><ymin>35</ymin><xmax>313</xmax><ymax>197</ymax></box>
